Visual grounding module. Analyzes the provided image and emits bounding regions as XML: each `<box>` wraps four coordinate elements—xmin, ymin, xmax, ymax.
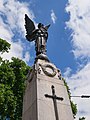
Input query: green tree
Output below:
<box><xmin>0</xmin><ymin>38</ymin><xmax>30</xmax><ymax>119</ymax></box>
<box><xmin>79</xmin><ymin>117</ymin><xmax>86</xmax><ymax>120</ymax></box>
<box><xmin>63</xmin><ymin>78</ymin><xmax>86</xmax><ymax>120</ymax></box>
<box><xmin>0</xmin><ymin>38</ymin><xmax>10</xmax><ymax>54</ymax></box>
<box><xmin>63</xmin><ymin>78</ymin><xmax>77</xmax><ymax>118</ymax></box>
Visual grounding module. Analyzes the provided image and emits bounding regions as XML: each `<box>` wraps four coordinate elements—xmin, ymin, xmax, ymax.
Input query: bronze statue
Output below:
<box><xmin>25</xmin><ymin>14</ymin><xmax>50</xmax><ymax>57</ymax></box>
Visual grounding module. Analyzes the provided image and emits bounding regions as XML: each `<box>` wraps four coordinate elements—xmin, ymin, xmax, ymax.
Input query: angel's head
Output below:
<box><xmin>38</xmin><ymin>23</ymin><xmax>44</xmax><ymax>28</ymax></box>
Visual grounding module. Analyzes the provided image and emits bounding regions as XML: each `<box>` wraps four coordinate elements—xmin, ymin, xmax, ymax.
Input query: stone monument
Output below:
<box><xmin>22</xmin><ymin>14</ymin><xmax>74</xmax><ymax>120</ymax></box>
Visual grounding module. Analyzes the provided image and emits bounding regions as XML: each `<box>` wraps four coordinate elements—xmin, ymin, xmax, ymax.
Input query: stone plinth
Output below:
<box><xmin>22</xmin><ymin>59</ymin><xmax>74</xmax><ymax>120</ymax></box>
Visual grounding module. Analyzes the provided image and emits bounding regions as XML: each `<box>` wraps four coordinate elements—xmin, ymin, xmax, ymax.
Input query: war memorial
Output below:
<box><xmin>22</xmin><ymin>14</ymin><xmax>74</xmax><ymax>120</ymax></box>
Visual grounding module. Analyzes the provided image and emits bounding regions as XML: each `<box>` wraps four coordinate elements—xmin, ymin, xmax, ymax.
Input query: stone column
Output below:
<box><xmin>22</xmin><ymin>59</ymin><xmax>74</xmax><ymax>120</ymax></box>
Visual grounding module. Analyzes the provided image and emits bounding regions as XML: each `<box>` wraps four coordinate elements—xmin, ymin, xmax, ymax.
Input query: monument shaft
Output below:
<box><xmin>45</xmin><ymin>85</ymin><xmax>63</xmax><ymax>120</ymax></box>
<box><xmin>22</xmin><ymin>59</ymin><xmax>74</xmax><ymax>120</ymax></box>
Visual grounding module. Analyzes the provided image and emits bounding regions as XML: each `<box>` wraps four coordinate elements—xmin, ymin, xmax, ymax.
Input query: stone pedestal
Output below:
<box><xmin>22</xmin><ymin>59</ymin><xmax>74</xmax><ymax>120</ymax></box>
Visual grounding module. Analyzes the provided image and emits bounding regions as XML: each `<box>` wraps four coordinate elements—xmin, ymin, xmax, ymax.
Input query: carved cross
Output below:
<box><xmin>45</xmin><ymin>85</ymin><xmax>63</xmax><ymax>120</ymax></box>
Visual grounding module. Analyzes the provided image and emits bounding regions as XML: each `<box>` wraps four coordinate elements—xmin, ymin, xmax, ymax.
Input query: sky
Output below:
<box><xmin>0</xmin><ymin>0</ymin><xmax>90</xmax><ymax>119</ymax></box>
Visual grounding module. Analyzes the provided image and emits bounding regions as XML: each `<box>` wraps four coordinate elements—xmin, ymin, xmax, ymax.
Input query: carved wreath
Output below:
<box><xmin>39</xmin><ymin>63</ymin><xmax>57</xmax><ymax>77</ymax></box>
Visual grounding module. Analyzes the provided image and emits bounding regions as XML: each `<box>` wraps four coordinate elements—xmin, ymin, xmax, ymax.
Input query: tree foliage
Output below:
<box><xmin>63</xmin><ymin>78</ymin><xmax>86</xmax><ymax>120</ymax></box>
<box><xmin>79</xmin><ymin>117</ymin><xmax>86</xmax><ymax>120</ymax></box>
<box><xmin>0</xmin><ymin>38</ymin><xmax>30</xmax><ymax>119</ymax></box>
<box><xmin>0</xmin><ymin>38</ymin><xmax>10</xmax><ymax>54</ymax></box>
<box><xmin>62</xmin><ymin>78</ymin><xmax>77</xmax><ymax>118</ymax></box>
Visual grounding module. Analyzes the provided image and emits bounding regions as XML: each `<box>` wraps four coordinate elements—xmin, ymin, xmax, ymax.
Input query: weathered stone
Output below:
<box><xmin>22</xmin><ymin>59</ymin><xmax>74</xmax><ymax>120</ymax></box>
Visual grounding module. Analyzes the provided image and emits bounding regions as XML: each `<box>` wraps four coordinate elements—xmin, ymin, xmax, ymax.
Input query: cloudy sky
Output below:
<box><xmin>0</xmin><ymin>0</ymin><xmax>90</xmax><ymax>119</ymax></box>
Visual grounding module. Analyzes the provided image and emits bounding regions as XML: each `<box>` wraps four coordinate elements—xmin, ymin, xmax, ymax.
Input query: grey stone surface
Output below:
<box><xmin>22</xmin><ymin>59</ymin><xmax>74</xmax><ymax>120</ymax></box>
<box><xmin>36</xmin><ymin>59</ymin><xmax>61</xmax><ymax>80</ymax></box>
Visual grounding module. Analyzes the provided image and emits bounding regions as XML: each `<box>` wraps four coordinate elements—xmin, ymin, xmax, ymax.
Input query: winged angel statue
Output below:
<box><xmin>25</xmin><ymin>14</ymin><xmax>50</xmax><ymax>57</ymax></box>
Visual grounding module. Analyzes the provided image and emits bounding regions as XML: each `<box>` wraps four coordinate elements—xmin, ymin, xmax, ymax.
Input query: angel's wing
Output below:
<box><xmin>25</xmin><ymin>14</ymin><xmax>36</xmax><ymax>41</ymax></box>
<box><xmin>45</xmin><ymin>24</ymin><xmax>50</xmax><ymax>31</ymax></box>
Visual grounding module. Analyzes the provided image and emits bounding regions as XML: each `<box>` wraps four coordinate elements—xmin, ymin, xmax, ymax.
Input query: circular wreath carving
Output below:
<box><xmin>39</xmin><ymin>64</ymin><xmax>57</xmax><ymax>77</ymax></box>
